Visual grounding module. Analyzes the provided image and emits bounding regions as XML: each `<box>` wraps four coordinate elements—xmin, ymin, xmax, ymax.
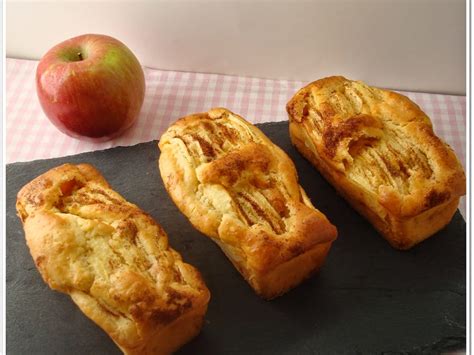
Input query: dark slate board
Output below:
<box><xmin>6</xmin><ymin>121</ymin><xmax>466</xmax><ymax>354</ymax></box>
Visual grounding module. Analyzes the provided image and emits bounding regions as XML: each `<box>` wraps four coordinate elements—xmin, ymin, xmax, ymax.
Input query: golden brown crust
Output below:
<box><xmin>158</xmin><ymin>108</ymin><xmax>337</xmax><ymax>299</ymax></box>
<box><xmin>16</xmin><ymin>163</ymin><xmax>210</xmax><ymax>355</ymax></box>
<box><xmin>287</xmin><ymin>76</ymin><xmax>466</xmax><ymax>249</ymax></box>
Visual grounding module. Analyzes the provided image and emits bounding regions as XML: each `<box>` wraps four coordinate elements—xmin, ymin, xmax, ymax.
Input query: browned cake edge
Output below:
<box><xmin>216</xmin><ymin>239</ymin><xmax>333</xmax><ymax>299</ymax></box>
<box><xmin>72</xmin><ymin>290</ymin><xmax>208</xmax><ymax>355</ymax></box>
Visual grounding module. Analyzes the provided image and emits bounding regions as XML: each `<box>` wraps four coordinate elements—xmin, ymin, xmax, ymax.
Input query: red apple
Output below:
<box><xmin>36</xmin><ymin>34</ymin><xmax>145</xmax><ymax>141</ymax></box>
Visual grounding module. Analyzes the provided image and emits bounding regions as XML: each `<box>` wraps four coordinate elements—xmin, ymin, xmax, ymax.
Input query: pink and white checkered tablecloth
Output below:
<box><xmin>7</xmin><ymin>57</ymin><xmax>466</xmax><ymax>217</ymax></box>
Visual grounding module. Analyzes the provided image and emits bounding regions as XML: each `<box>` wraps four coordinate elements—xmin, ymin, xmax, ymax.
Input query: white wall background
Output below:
<box><xmin>6</xmin><ymin>0</ymin><xmax>466</xmax><ymax>94</ymax></box>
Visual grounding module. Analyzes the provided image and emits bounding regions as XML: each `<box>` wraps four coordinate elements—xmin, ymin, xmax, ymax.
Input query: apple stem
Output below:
<box><xmin>77</xmin><ymin>52</ymin><xmax>83</xmax><ymax>61</ymax></box>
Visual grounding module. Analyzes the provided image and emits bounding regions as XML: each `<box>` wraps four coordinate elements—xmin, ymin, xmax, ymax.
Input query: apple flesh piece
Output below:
<box><xmin>36</xmin><ymin>34</ymin><xmax>145</xmax><ymax>141</ymax></box>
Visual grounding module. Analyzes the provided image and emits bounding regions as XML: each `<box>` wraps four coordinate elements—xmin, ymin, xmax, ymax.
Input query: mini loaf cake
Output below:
<box><xmin>158</xmin><ymin>108</ymin><xmax>337</xmax><ymax>299</ymax></box>
<box><xmin>16</xmin><ymin>163</ymin><xmax>210</xmax><ymax>355</ymax></box>
<box><xmin>287</xmin><ymin>76</ymin><xmax>465</xmax><ymax>249</ymax></box>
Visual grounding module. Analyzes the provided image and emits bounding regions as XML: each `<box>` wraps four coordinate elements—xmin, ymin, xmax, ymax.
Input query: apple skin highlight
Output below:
<box><xmin>36</xmin><ymin>34</ymin><xmax>146</xmax><ymax>142</ymax></box>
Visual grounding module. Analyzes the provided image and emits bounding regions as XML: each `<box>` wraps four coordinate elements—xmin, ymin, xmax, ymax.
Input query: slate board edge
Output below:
<box><xmin>5</xmin><ymin>122</ymin><xmax>284</xmax><ymax>168</ymax></box>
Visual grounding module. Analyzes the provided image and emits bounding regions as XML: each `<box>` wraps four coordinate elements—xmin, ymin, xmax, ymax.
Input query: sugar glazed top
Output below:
<box><xmin>158</xmin><ymin>108</ymin><xmax>337</xmax><ymax>275</ymax></box>
<box><xmin>286</xmin><ymin>76</ymin><xmax>465</xmax><ymax>218</ymax></box>
<box><xmin>16</xmin><ymin>163</ymin><xmax>209</xmax><ymax>350</ymax></box>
